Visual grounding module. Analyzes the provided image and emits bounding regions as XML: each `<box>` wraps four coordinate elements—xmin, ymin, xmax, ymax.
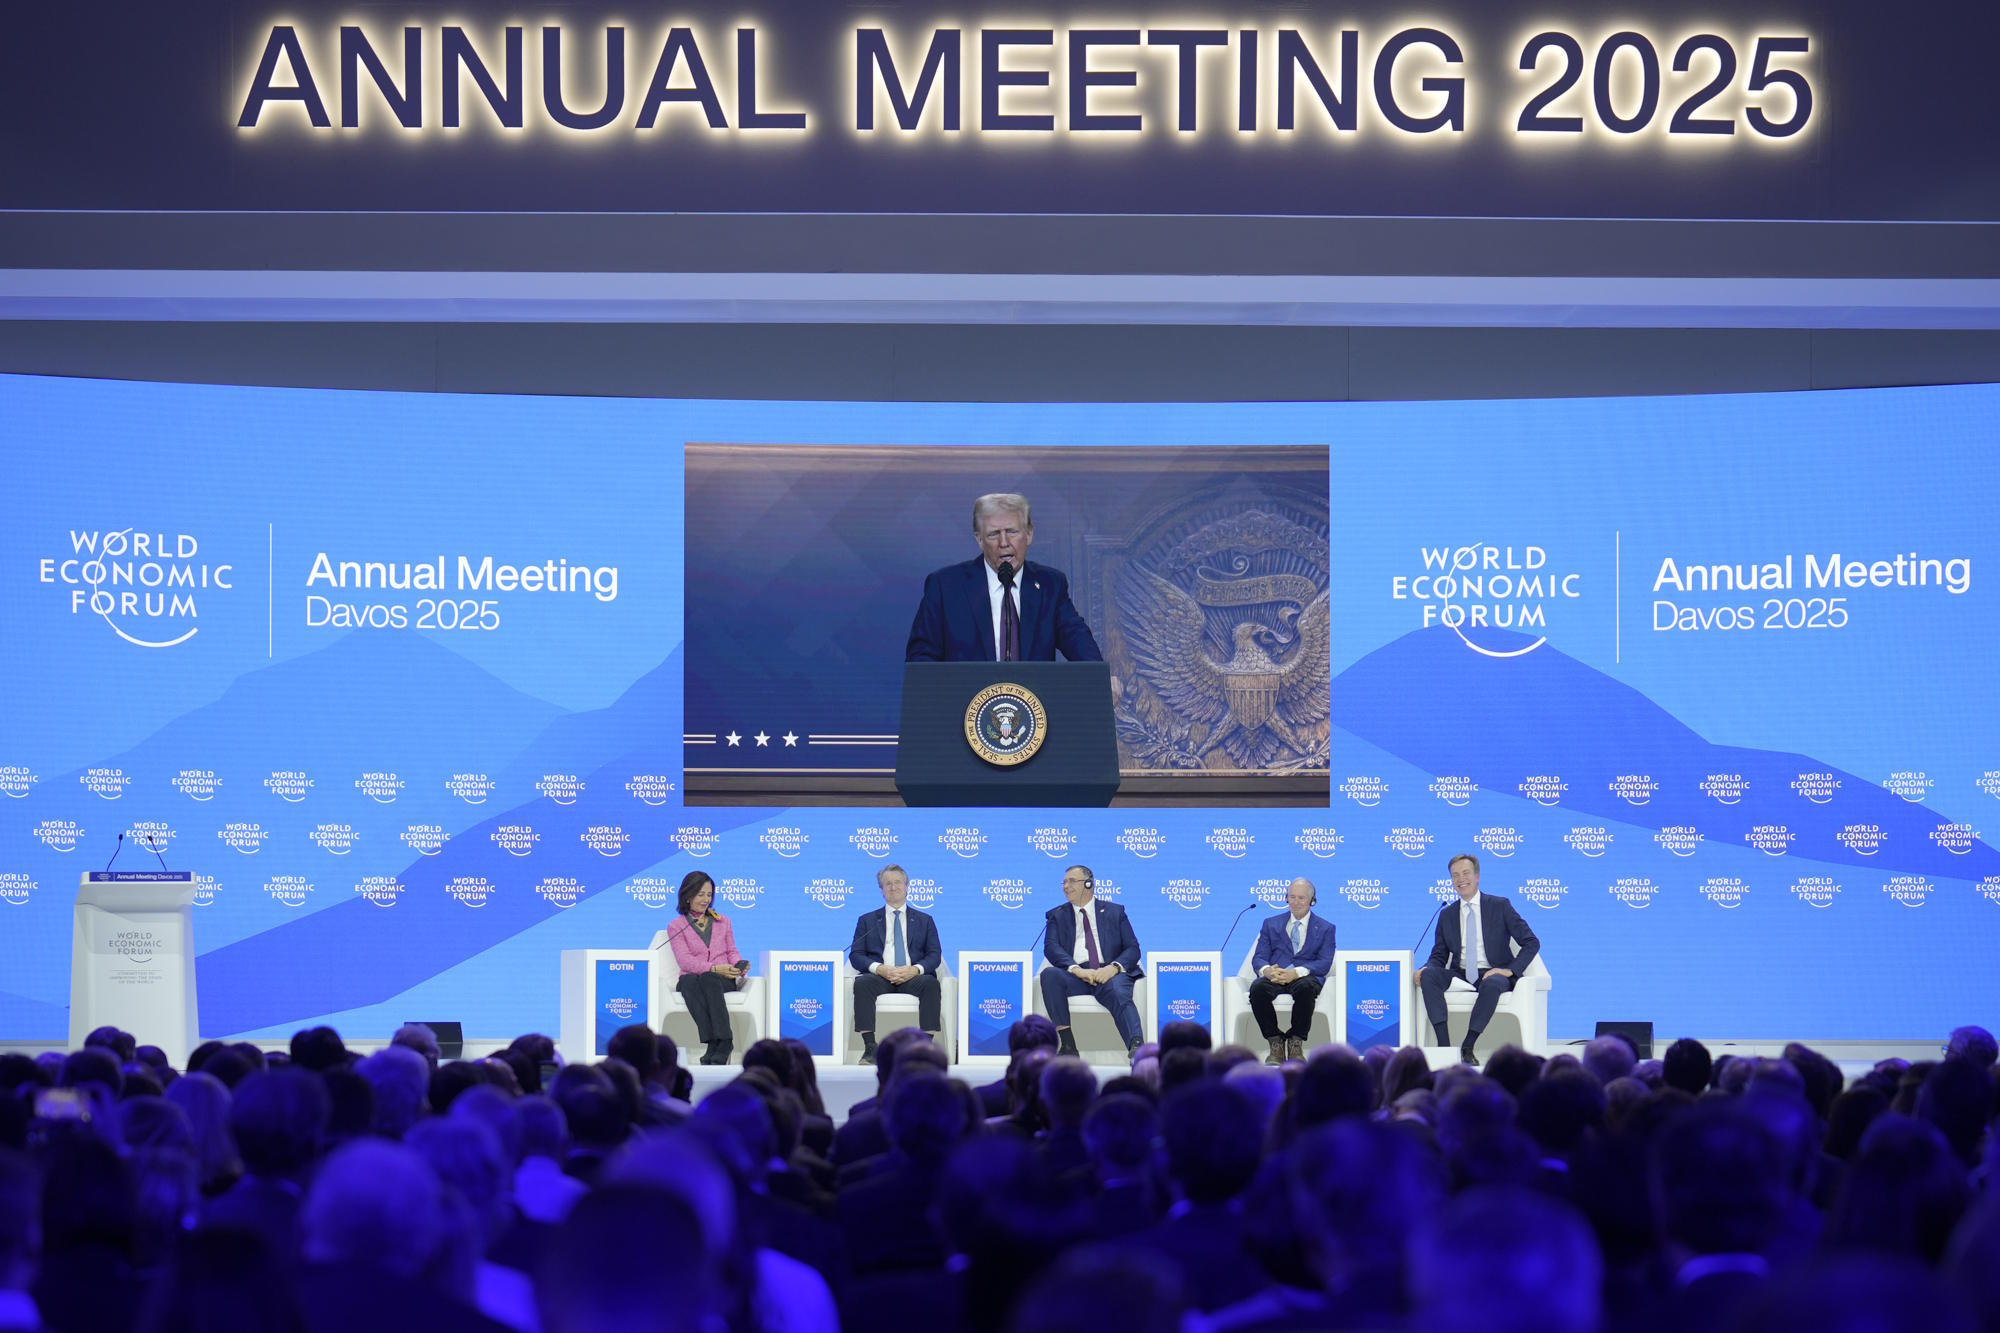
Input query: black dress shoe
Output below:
<box><xmin>1460</xmin><ymin>1042</ymin><xmax>1480</xmax><ymax>1067</ymax></box>
<box><xmin>858</xmin><ymin>1038</ymin><xmax>877</xmax><ymax>1065</ymax></box>
<box><xmin>1057</xmin><ymin>1030</ymin><xmax>1079</xmax><ymax>1057</ymax></box>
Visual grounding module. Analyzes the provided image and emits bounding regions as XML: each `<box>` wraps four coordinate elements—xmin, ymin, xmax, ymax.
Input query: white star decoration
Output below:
<box><xmin>753</xmin><ymin>731</ymin><xmax>771</xmax><ymax>747</ymax></box>
<box><xmin>782</xmin><ymin>731</ymin><xmax>799</xmax><ymax>747</ymax></box>
<box><xmin>725</xmin><ymin>731</ymin><xmax>741</xmax><ymax>747</ymax></box>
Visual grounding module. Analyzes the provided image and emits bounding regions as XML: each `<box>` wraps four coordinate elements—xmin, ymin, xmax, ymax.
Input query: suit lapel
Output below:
<box><xmin>1017</xmin><ymin>565</ymin><xmax>1040</xmax><ymax>660</ymax></box>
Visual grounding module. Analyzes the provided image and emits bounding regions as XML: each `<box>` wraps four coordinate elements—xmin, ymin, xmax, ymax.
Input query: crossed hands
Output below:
<box><xmin>1070</xmin><ymin>964</ymin><xmax>1120</xmax><ymax>987</ymax></box>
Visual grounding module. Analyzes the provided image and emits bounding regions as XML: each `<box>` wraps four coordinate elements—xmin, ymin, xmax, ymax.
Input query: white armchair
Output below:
<box><xmin>1031</xmin><ymin>967</ymin><xmax>1147</xmax><ymax>1064</ymax></box>
<box><xmin>1221</xmin><ymin>944</ymin><xmax>1336</xmax><ymax>1053</ymax></box>
<box><xmin>1418</xmin><ymin>954</ymin><xmax>1552</xmax><ymax>1056</ymax></box>
<box><xmin>651</xmin><ymin>928</ymin><xmax>763</xmax><ymax>1062</ymax></box>
<box><xmin>842</xmin><ymin>958</ymin><xmax>958</xmax><ymax>1064</ymax></box>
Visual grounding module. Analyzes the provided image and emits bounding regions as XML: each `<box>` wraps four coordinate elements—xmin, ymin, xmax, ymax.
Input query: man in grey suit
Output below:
<box><xmin>1418</xmin><ymin>853</ymin><xmax>1540</xmax><ymax>1065</ymax></box>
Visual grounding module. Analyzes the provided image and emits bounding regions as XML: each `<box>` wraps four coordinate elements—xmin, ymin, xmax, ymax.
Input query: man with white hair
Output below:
<box><xmin>905</xmin><ymin>492</ymin><xmax>1103</xmax><ymax>663</ymax></box>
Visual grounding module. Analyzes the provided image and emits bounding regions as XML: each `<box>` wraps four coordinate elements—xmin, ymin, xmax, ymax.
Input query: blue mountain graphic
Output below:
<box><xmin>1333</xmin><ymin>627</ymin><xmax>1997</xmax><ymax>878</ymax></box>
<box><xmin>66</xmin><ymin>631</ymin><xmax>564</xmax><ymax>787</ymax></box>
<box><xmin>192</xmin><ymin>645</ymin><xmax>768</xmax><ymax>1036</ymax></box>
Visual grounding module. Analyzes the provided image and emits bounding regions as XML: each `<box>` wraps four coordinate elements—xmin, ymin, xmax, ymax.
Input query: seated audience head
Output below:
<box><xmin>1662</xmin><ymin>1038</ymin><xmax>1713</xmax><ymax>1096</ymax></box>
<box><xmin>1917</xmin><ymin>1057</ymin><xmax>1993</xmax><ymax>1166</ymax></box>
<box><xmin>118</xmin><ymin>1097</ymin><xmax>193</xmax><ymax>1154</ymax></box>
<box><xmin>1518</xmin><ymin>1070</ymin><xmax>1606</xmax><ymax>1158</ymax></box>
<box><xmin>1296</xmin><ymin>1048</ymin><xmax>1378</xmax><ymax>1126</ymax></box>
<box><xmin>606</xmin><ymin>1025</ymin><xmax>663</xmax><ymax>1082</ymax></box>
<box><xmin>1222</xmin><ymin>1062</ymin><xmax>1286</xmax><ymax>1133</ymax></box>
<box><xmin>1039</xmin><ymin>1057</ymin><xmax>1097</xmax><ymax>1134</ymax></box>
<box><xmin>1481</xmin><ymin>1045</ymin><xmax>1544</xmax><ymax>1098</ymax></box>
<box><xmin>58</xmin><ymin>1046</ymin><xmax>124</xmax><ymax>1101</ymax></box>
<box><xmin>775</xmin><ymin>1037</ymin><xmax>821</xmax><ymax>1114</ymax></box>
<box><xmin>199</xmin><ymin>1048</ymin><xmax>257</xmax><ymax>1090</ymax></box>
<box><xmin>451</xmin><ymin>1085</ymin><xmax>524</xmax><ymax>1166</ymax></box>
<box><xmin>1827</xmin><ymin>1113</ymin><xmax>1971</xmax><ymax>1264</ymax></box>
<box><xmin>1009</xmin><ymin>1014</ymin><xmax>1061</xmax><ymax>1055</ymax></box>
<box><xmin>1007</xmin><ymin>1245</ymin><xmax>1186</xmax><ymax>1333</ymax></box>
<box><xmin>1651</xmin><ymin>1101</ymin><xmax>1789</xmax><ymax>1258</ymax></box>
<box><xmin>230</xmin><ymin>1069</ymin><xmax>331</xmax><ymax>1180</ymax></box>
<box><xmin>0</xmin><ymin>1150</ymin><xmax>40</xmax><ymax>1294</ymax></box>
<box><xmin>886</xmin><ymin>1066</ymin><xmax>971</xmax><ymax>1165</ymax></box>
<box><xmin>1436</xmin><ymin>1078</ymin><xmax>1518</xmax><ymax>1158</ymax></box>
<box><xmin>407</xmin><ymin>1116</ymin><xmax>511</xmax><ymax>1243</ymax></box>
<box><xmin>1825</xmin><ymin>1085</ymin><xmax>1891</xmax><ymax>1161</ymax></box>
<box><xmin>606</xmin><ymin>1129</ymin><xmax>738</xmax><ymax>1258</ymax></box>
<box><xmin>1782</xmin><ymin>1042</ymin><xmax>1845</xmax><ymax>1117</ymax></box>
<box><xmin>1946</xmin><ymin>1025</ymin><xmax>1998</xmax><ymax>1069</ymax></box>
<box><xmin>1382</xmin><ymin>1046</ymin><xmax>1435</xmax><ymax>1103</ymax></box>
<box><xmin>391</xmin><ymin>1023</ymin><xmax>442</xmax><ymax>1069</ymax></box>
<box><xmin>356</xmin><ymin>1044</ymin><xmax>431</xmax><ymax>1139</ymax></box>
<box><xmin>1582</xmin><ymin>1035</ymin><xmax>1638</xmax><ymax>1085</ymax></box>
<box><xmin>739</xmin><ymin>1038</ymin><xmax>794</xmax><ymax>1091</ymax></box>
<box><xmin>1158</xmin><ymin>1021</ymin><xmax>1212</xmax><ymax>1057</ymax></box>
<box><xmin>689</xmin><ymin>1083</ymin><xmax>775</xmax><ymax>1186</ymax></box>
<box><xmin>873</xmin><ymin>1026</ymin><xmax>940</xmax><ymax>1090</ymax></box>
<box><xmin>301</xmin><ymin>1139</ymin><xmax>448</xmax><ymax>1278</ymax></box>
<box><xmin>85</xmin><ymin>1026</ymin><xmax>137</xmax><ymax>1064</ymax></box>
<box><xmin>1083</xmin><ymin>1092</ymin><xmax>1158</xmax><ymax>1184</ymax></box>
<box><xmin>1160</xmin><ymin>1082</ymin><xmax>1260</xmax><ymax>1206</ymax></box>
<box><xmin>1157</xmin><ymin>1047</ymin><xmax>1209</xmax><ymax>1096</ymax></box>
<box><xmin>1410</xmin><ymin>1188</ymin><xmax>1602</xmax><ymax>1333</ymax></box>
<box><xmin>321</xmin><ymin>1068</ymin><xmax>374</xmax><ymax>1144</ymax></box>
<box><xmin>165</xmin><ymin>1071</ymin><xmax>241</xmax><ymax>1193</ymax></box>
<box><xmin>427</xmin><ymin>1060</ymin><xmax>484</xmax><ymax>1115</ymax></box>
<box><xmin>515</xmin><ymin>1094</ymin><xmax>570</xmax><ymax>1162</ymax></box>
<box><xmin>1290</xmin><ymin>1118</ymin><xmax>1445</xmax><ymax>1293</ymax></box>
<box><xmin>538</xmin><ymin>1184</ymin><xmax>718</xmax><ymax>1333</ymax></box>
<box><xmin>288</xmin><ymin>1026</ymin><xmax>350</xmax><ymax>1073</ymax></box>
<box><xmin>1009</xmin><ymin>1046</ymin><xmax>1056</xmax><ymax>1123</ymax></box>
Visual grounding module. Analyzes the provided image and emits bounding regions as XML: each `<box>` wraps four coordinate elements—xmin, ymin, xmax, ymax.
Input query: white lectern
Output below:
<box><xmin>70</xmin><ymin>871</ymin><xmax>198</xmax><ymax>1067</ymax></box>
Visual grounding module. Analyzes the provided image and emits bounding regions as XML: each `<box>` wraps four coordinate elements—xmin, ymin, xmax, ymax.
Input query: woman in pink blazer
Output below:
<box><xmin>668</xmin><ymin>871</ymin><xmax>749</xmax><ymax>1064</ymax></box>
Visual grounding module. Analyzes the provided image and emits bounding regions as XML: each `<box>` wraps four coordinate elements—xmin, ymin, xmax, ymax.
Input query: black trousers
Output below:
<box><xmin>677</xmin><ymin>972</ymin><xmax>735</xmax><ymax>1044</ymax></box>
<box><xmin>1247</xmin><ymin>974</ymin><xmax>1323</xmax><ymax>1039</ymax></box>
<box><xmin>1420</xmin><ymin>967</ymin><xmax>1517</xmax><ymax>1038</ymax></box>
<box><xmin>852</xmin><ymin>972</ymin><xmax>943</xmax><ymax>1033</ymax></box>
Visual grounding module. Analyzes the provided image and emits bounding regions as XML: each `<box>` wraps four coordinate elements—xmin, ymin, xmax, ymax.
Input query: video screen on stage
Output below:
<box><xmin>2</xmin><ymin>375</ymin><xmax>1995</xmax><ymax>1044</ymax></box>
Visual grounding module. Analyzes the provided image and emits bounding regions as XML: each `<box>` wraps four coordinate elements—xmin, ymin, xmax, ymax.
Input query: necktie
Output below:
<box><xmin>1080</xmin><ymin>909</ymin><xmax>1103</xmax><ymax>969</ymax></box>
<box><xmin>1464</xmin><ymin>902</ymin><xmax>1480</xmax><ymax>984</ymax></box>
<box><xmin>1290</xmin><ymin>918</ymin><xmax>1304</xmax><ymax>957</ymax></box>
<box><xmin>891</xmin><ymin>909</ymin><xmax>906</xmax><ymax>969</ymax></box>
<box><xmin>1000</xmin><ymin>581</ymin><xmax>1020</xmax><ymax>661</ymax></box>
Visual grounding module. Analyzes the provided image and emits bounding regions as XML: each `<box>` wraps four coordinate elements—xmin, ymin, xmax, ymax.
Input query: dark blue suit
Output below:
<box><xmin>1420</xmin><ymin>892</ymin><xmax>1541</xmax><ymax>1043</ymax></box>
<box><xmin>904</xmin><ymin>556</ymin><xmax>1104</xmax><ymax>662</ymax></box>
<box><xmin>1040</xmin><ymin>897</ymin><xmax>1144</xmax><ymax>1050</ymax></box>
<box><xmin>849</xmin><ymin>905</ymin><xmax>944</xmax><ymax>1035</ymax></box>
<box><xmin>1248</xmin><ymin>911</ymin><xmax>1336</xmax><ymax>1043</ymax></box>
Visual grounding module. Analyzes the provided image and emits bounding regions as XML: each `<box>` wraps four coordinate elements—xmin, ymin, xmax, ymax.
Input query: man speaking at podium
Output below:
<box><xmin>905</xmin><ymin>493</ymin><xmax>1104</xmax><ymax>663</ymax></box>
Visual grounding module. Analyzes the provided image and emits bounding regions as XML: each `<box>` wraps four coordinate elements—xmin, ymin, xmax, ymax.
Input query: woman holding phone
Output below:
<box><xmin>668</xmin><ymin>870</ymin><xmax>749</xmax><ymax>1065</ymax></box>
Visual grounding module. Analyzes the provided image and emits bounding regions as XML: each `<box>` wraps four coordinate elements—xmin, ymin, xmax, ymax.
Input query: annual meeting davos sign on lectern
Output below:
<box><xmin>70</xmin><ymin>871</ymin><xmax>199</xmax><ymax>1067</ymax></box>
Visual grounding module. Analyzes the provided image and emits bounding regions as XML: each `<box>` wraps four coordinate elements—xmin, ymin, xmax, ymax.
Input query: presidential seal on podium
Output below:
<box><xmin>965</xmin><ymin>682</ymin><xmax>1049</xmax><ymax>766</ymax></box>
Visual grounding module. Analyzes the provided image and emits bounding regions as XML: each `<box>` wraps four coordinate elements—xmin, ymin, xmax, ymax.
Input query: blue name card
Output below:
<box><xmin>965</xmin><ymin>958</ymin><xmax>1028</xmax><ymax>1058</ymax></box>
<box><xmin>1154</xmin><ymin>959</ymin><xmax>1216</xmax><ymax>1031</ymax></box>
<box><xmin>593</xmin><ymin>958</ymin><xmax>650</xmax><ymax>1056</ymax></box>
<box><xmin>776</xmin><ymin>958</ymin><xmax>838</xmax><ymax>1055</ymax></box>
<box><xmin>1344</xmin><ymin>959</ymin><xmax>1402</xmax><ymax>1051</ymax></box>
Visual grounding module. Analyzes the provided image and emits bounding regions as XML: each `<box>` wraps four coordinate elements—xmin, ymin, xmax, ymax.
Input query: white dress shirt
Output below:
<box><xmin>870</xmin><ymin>906</ymin><xmax>930</xmax><ymax>975</ymax></box>
<box><xmin>1071</xmin><ymin>901</ymin><xmax>1106</xmax><ymax>968</ymax></box>
<box><xmin>1461</xmin><ymin>893</ymin><xmax>1488</xmax><ymax>971</ymax></box>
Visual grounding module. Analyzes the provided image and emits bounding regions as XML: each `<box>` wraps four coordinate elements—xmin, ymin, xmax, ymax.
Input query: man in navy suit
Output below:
<box><xmin>1418</xmin><ymin>853</ymin><xmax>1541</xmax><ymax>1065</ymax></box>
<box><xmin>904</xmin><ymin>492</ymin><xmax>1105</xmax><ymax>663</ymax></box>
<box><xmin>1249</xmin><ymin>877</ymin><xmax>1336</xmax><ymax>1065</ymax></box>
<box><xmin>1040</xmin><ymin>865</ymin><xmax>1145</xmax><ymax>1057</ymax></box>
<box><xmin>848</xmin><ymin>864</ymin><xmax>944</xmax><ymax>1064</ymax></box>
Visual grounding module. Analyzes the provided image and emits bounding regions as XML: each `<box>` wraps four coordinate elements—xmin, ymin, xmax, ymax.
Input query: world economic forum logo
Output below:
<box><xmin>1390</xmin><ymin>544</ymin><xmax>1581</xmax><ymax>657</ymax></box>
<box><xmin>355</xmin><ymin>876</ymin><xmax>404</xmax><ymax>908</ymax></box>
<box><xmin>536</xmin><ymin>876</ymin><xmax>585</xmax><ymax>909</ymax></box>
<box><xmin>0</xmin><ymin>766</ymin><xmax>37</xmax><ymax>799</ymax></box>
<box><xmin>39</xmin><ymin>528</ymin><xmax>234</xmax><ymax>649</ymax></box>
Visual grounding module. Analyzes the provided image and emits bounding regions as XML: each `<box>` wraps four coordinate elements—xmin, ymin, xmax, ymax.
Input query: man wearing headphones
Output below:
<box><xmin>1249</xmin><ymin>877</ymin><xmax>1336</xmax><ymax>1064</ymax></box>
<box><xmin>1039</xmin><ymin>865</ymin><xmax>1146</xmax><ymax>1057</ymax></box>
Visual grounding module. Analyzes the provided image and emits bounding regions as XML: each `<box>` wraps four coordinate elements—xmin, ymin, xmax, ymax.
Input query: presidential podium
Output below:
<box><xmin>895</xmin><ymin>662</ymin><xmax>1119</xmax><ymax>806</ymax></box>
